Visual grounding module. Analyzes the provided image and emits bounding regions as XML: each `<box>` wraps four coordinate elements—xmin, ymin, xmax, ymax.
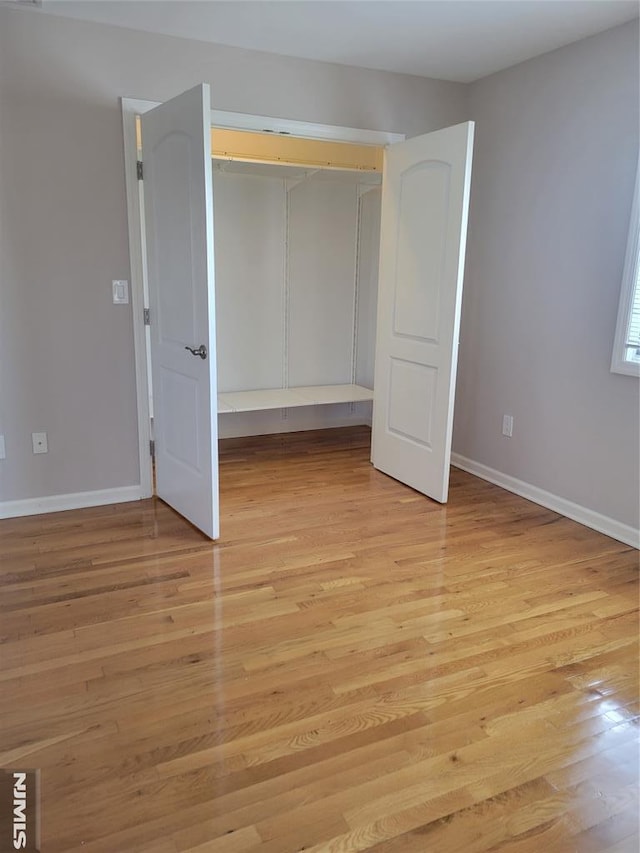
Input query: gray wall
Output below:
<box><xmin>453</xmin><ymin>21</ymin><xmax>639</xmax><ymax>529</ymax></box>
<box><xmin>0</xmin><ymin>6</ymin><xmax>467</xmax><ymax>502</ymax></box>
<box><xmin>1</xmin><ymin>7</ymin><xmax>637</xmax><ymax>533</ymax></box>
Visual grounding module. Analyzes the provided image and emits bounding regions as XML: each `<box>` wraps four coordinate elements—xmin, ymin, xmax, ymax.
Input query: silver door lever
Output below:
<box><xmin>185</xmin><ymin>344</ymin><xmax>207</xmax><ymax>359</ymax></box>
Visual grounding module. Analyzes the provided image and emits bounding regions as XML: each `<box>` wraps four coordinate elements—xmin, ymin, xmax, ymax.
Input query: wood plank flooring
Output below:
<box><xmin>0</xmin><ymin>426</ymin><xmax>638</xmax><ymax>852</ymax></box>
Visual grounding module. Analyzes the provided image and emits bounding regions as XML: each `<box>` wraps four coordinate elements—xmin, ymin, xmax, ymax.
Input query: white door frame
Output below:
<box><xmin>121</xmin><ymin>95</ymin><xmax>404</xmax><ymax>498</ymax></box>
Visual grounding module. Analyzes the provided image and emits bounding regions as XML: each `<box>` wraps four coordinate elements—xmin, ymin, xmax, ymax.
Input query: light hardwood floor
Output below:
<box><xmin>0</xmin><ymin>426</ymin><xmax>638</xmax><ymax>852</ymax></box>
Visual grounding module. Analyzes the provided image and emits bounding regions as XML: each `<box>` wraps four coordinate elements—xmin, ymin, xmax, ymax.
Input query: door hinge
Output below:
<box><xmin>149</xmin><ymin>439</ymin><xmax>155</xmax><ymax>459</ymax></box>
<box><xmin>137</xmin><ymin>160</ymin><xmax>144</xmax><ymax>180</ymax></box>
<box><xmin>143</xmin><ymin>308</ymin><xmax>150</xmax><ymax>325</ymax></box>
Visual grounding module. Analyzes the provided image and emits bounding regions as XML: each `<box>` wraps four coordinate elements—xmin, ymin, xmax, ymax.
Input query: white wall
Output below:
<box><xmin>0</xmin><ymin>6</ymin><xmax>468</xmax><ymax>504</ymax></box>
<box><xmin>288</xmin><ymin>174</ymin><xmax>359</xmax><ymax>387</ymax></box>
<box><xmin>453</xmin><ymin>21</ymin><xmax>640</xmax><ymax>533</ymax></box>
<box><xmin>213</xmin><ymin>170</ymin><xmax>286</xmax><ymax>393</ymax></box>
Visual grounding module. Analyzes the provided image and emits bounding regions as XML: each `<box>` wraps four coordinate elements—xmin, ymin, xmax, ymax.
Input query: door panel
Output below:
<box><xmin>388</xmin><ymin>358</ymin><xmax>437</xmax><ymax>447</ymax></box>
<box><xmin>372</xmin><ymin>122</ymin><xmax>474</xmax><ymax>503</ymax></box>
<box><xmin>141</xmin><ymin>84</ymin><xmax>219</xmax><ymax>538</ymax></box>
<box><xmin>393</xmin><ymin>162</ymin><xmax>449</xmax><ymax>342</ymax></box>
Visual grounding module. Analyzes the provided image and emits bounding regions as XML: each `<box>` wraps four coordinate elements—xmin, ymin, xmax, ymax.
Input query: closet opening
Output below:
<box><xmin>138</xmin><ymin>116</ymin><xmax>388</xmax><ymax>454</ymax></box>
<box><xmin>125</xmin><ymin>87</ymin><xmax>473</xmax><ymax>539</ymax></box>
<box><xmin>210</xmin><ymin>129</ymin><xmax>385</xmax><ymax>444</ymax></box>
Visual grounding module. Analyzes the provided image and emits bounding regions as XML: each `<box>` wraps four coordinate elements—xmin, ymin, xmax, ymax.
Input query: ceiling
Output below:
<box><xmin>34</xmin><ymin>0</ymin><xmax>639</xmax><ymax>83</ymax></box>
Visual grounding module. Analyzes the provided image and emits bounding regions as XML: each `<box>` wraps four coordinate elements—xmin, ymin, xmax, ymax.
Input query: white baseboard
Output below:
<box><xmin>451</xmin><ymin>453</ymin><xmax>639</xmax><ymax>549</ymax></box>
<box><xmin>0</xmin><ymin>485</ymin><xmax>143</xmax><ymax>520</ymax></box>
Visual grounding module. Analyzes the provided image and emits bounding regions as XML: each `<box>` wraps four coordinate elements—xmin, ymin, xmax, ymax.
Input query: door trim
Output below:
<box><xmin>122</xmin><ymin>99</ymin><xmax>153</xmax><ymax>497</ymax></box>
<box><xmin>122</xmin><ymin>95</ymin><xmax>404</xmax><ymax>496</ymax></box>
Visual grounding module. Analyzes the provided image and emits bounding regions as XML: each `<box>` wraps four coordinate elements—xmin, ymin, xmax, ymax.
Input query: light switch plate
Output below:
<box><xmin>0</xmin><ymin>435</ymin><xmax>5</xmax><ymax>460</ymax></box>
<box><xmin>112</xmin><ymin>280</ymin><xmax>129</xmax><ymax>304</ymax></box>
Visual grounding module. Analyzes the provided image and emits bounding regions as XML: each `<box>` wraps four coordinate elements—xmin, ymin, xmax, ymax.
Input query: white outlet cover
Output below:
<box><xmin>32</xmin><ymin>432</ymin><xmax>48</xmax><ymax>454</ymax></box>
<box><xmin>0</xmin><ymin>435</ymin><xmax>5</xmax><ymax>460</ymax></box>
<box><xmin>112</xmin><ymin>280</ymin><xmax>129</xmax><ymax>304</ymax></box>
<box><xmin>502</xmin><ymin>415</ymin><xmax>514</xmax><ymax>437</ymax></box>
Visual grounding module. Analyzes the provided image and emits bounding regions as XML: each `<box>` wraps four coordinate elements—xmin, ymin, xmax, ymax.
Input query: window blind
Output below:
<box><xmin>624</xmin><ymin>257</ymin><xmax>640</xmax><ymax>363</ymax></box>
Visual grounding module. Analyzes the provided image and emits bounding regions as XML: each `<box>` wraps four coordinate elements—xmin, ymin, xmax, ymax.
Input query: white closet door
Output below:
<box><xmin>142</xmin><ymin>84</ymin><xmax>219</xmax><ymax>539</ymax></box>
<box><xmin>372</xmin><ymin>122</ymin><xmax>474</xmax><ymax>503</ymax></box>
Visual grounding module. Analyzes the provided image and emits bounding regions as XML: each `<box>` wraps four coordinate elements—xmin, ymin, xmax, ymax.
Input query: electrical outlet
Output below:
<box><xmin>112</xmin><ymin>280</ymin><xmax>129</xmax><ymax>304</ymax></box>
<box><xmin>502</xmin><ymin>415</ymin><xmax>514</xmax><ymax>438</ymax></box>
<box><xmin>32</xmin><ymin>432</ymin><xmax>48</xmax><ymax>454</ymax></box>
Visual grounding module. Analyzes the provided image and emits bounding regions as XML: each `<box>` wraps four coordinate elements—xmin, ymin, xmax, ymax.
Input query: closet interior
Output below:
<box><xmin>210</xmin><ymin>129</ymin><xmax>384</xmax><ymax>438</ymax></box>
<box><xmin>135</xmin><ymin>91</ymin><xmax>473</xmax><ymax>536</ymax></box>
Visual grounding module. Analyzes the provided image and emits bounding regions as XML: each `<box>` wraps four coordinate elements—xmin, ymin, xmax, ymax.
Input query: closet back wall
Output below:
<box><xmin>214</xmin><ymin>170</ymin><xmax>285</xmax><ymax>393</ymax></box>
<box><xmin>288</xmin><ymin>176</ymin><xmax>359</xmax><ymax>388</ymax></box>
<box><xmin>213</xmin><ymin>166</ymin><xmax>381</xmax><ymax>438</ymax></box>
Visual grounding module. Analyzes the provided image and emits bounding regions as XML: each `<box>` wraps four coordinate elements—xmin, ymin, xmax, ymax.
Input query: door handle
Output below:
<box><xmin>185</xmin><ymin>344</ymin><xmax>207</xmax><ymax>360</ymax></box>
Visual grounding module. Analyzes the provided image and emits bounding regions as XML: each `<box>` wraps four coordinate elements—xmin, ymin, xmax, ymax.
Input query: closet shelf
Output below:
<box><xmin>217</xmin><ymin>384</ymin><xmax>373</xmax><ymax>414</ymax></box>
